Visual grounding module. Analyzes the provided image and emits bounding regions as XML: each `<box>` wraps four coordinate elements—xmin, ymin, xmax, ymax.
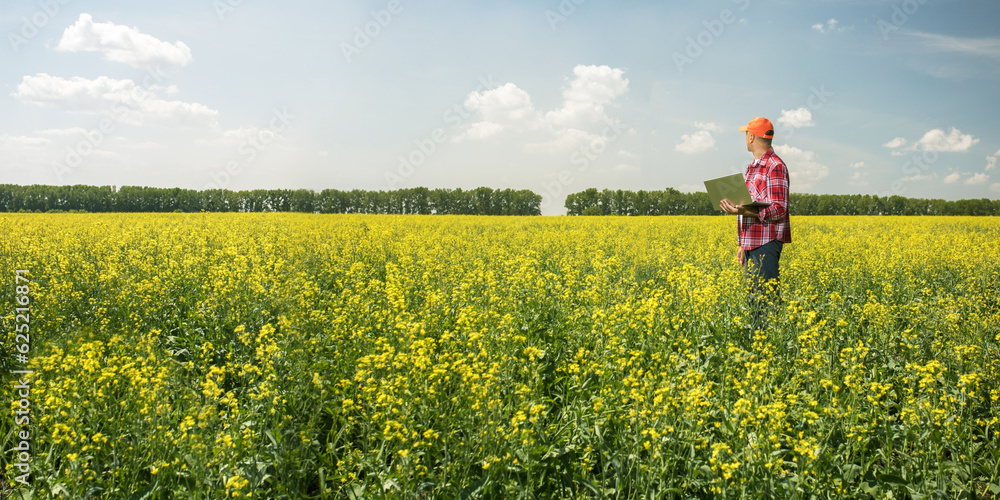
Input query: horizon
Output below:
<box><xmin>5</xmin><ymin>183</ymin><xmax>999</xmax><ymax>219</ymax></box>
<box><xmin>7</xmin><ymin>181</ymin><xmax>1000</xmax><ymax>202</ymax></box>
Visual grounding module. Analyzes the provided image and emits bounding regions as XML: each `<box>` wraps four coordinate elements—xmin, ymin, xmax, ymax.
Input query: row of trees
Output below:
<box><xmin>565</xmin><ymin>188</ymin><xmax>1000</xmax><ymax>216</ymax></box>
<box><xmin>4</xmin><ymin>184</ymin><xmax>998</xmax><ymax>216</ymax></box>
<box><xmin>0</xmin><ymin>185</ymin><xmax>543</xmax><ymax>215</ymax></box>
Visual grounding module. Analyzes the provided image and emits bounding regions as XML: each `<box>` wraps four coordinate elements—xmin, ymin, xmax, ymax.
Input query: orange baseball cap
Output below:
<box><xmin>739</xmin><ymin>117</ymin><xmax>774</xmax><ymax>139</ymax></box>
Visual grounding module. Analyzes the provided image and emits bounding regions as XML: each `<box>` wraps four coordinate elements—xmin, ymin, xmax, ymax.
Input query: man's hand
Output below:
<box><xmin>720</xmin><ymin>198</ymin><xmax>760</xmax><ymax>217</ymax></box>
<box><xmin>736</xmin><ymin>246</ymin><xmax>746</xmax><ymax>267</ymax></box>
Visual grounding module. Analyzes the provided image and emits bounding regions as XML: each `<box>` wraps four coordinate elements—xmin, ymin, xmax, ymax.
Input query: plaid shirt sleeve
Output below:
<box><xmin>757</xmin><ymin>155</ymin><xmax>789</xmax><ymax>224</ymax></box>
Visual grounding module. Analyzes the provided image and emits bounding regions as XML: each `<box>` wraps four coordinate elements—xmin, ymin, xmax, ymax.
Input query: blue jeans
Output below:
<box><xmin>745</xmin><ymin>239</ymin><xmax>783</xmax><ymax>333</ymax></box>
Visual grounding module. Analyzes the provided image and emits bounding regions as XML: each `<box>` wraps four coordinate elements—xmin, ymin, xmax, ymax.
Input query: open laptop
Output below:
<box><xmin>704</xmin><ymin>173</ymin><xmax>771</xmax><ymax>209</ymax></box>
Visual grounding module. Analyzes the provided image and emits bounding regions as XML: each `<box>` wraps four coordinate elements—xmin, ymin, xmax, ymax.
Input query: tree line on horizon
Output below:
<box><xmin>0</xmin><ymin>185</ymin><xmax>542</xmax><ymax>215</ymax></box>
<box><xmin>1</xmin><ymin>184</ymin><xmax>998</xmax><ymax>216</ymax></box>
<box><xmin>564</xmin><ymin>188</ymin><xmax>1000</xmax><ymax>216</ymax></box>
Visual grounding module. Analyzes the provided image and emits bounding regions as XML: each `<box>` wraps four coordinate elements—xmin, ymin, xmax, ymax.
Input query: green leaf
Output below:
<box><xmin>877</xmin><ymin>473</ymin><xmax>907</xmax><ymax>485</ymax></box>
<box><xmin>842</xmin><ymin>464</ymin><xmax>861</xmax><ymax>483</ymax></box>
<box><xmin>347</xmin><ymin>484</ymin><xmax>366</xmax><ymax>500</ymax></box>
<box><xmin>698</xmin><ymin>465</ymin><xmax>714</xmax><ymax>478</ymax></box>
<box><xmin>859</xmin><ymin>481</ymin><xmax>881</xmax><ymax>495</ymax></box>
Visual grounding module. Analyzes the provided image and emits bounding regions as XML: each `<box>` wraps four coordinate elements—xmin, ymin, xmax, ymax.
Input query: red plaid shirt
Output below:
<box><xmin>737</xmin><ymin>147</ymin><xmax>791</xmax><ymax>249</ymax></box>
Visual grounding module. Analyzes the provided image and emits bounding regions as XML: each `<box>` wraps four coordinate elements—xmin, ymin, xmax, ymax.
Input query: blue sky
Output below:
<box><xmin>1</xmin><ymin>0</ymin><xmax>998</xmax><ymax>214</ymax></box>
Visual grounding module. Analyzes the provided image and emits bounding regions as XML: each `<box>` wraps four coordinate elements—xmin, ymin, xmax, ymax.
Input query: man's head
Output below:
<box><xmin>740</xmin><ymin>117</ymin><xmax>773</xmax><ymax>153</ymax></box>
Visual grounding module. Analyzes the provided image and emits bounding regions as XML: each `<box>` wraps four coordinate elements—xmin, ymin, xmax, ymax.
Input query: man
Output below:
<box><xmin>720</xmin><ymin>117</ymin><xmax>791</xmax><ymax>334</ymax></box>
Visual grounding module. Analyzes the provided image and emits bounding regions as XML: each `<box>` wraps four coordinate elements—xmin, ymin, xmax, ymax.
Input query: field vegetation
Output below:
<box><xmin>2</xmin><ymin>214</ymin><xmax>998</xmax><ymax>498</ymax></box>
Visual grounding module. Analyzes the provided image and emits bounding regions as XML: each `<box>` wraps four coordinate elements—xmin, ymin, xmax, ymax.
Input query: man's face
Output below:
<box><xmin>745</xmin><ymin>131</ymin><xmax>753</xmax><ymax>152</ymax></box>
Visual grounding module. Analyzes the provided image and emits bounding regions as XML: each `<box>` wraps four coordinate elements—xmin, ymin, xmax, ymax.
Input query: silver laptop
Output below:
<box><xmin>704</xmin><ymin>173</ymin><xmax>771</xmax><ymax>209</ymax></box>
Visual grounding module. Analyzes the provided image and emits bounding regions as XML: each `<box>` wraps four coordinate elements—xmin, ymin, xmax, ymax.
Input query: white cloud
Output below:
<box><xmin>905</xmin><ymin>32</ymin><xmax>1000</xmax><ymax>59</ymax></box>
<box><xmin>777</xmin><ymin>107</ymin><xmax>814</xmax><ymax>128</ymax></box>
<box><xmin>986</xmin><ymin>149</ymin><xmax>1000</xmax><ymax>171</ymax></box>
<box><xmin>13</xmin><ymin>73</ymin><xmax>218</xmax><ymax>128</ymax></box>
<box><xmin>812</xmin><ymin>19</ymin><xmax>844</xmax><ymax>34</ymax></box>
<box><xmin>523</xmin><ymin>128</ymin><xmax>604</xmax><ymax>153</ymax></box>
<box><xmin>463</xmin><ymin>83</ymin><xmax>537</xmax><ymax>128</ymax></box>
<box><xmin>674</xmin><ymin>122</ymin><xmax>722</xmax><ymax>154</ymax></box>
<box><xmin>943</xmin><ymin>170</ymin><xmax>990</xmax><ymax>186</ymax></box>
<box><xmin>111</xmin><ymin>138</ymin><xmax>167</xmax><ymax>150</ymax></box>
<box><xmin>196</xmin><ymin>126</ymin><xmax>289</xmax><ymax>146</ymax></box>
<box><xmin>545</xmin><ymin>65</ymin><xmax>629</xmax><ymax>129</ymax></box>
<box><xmin>455</xmin><ymin>65</ymin><xmax>628</xmax><ymax>152</ymax></box>
<box><xmin>36</xmin><ymin>127</ymin><xmax>90</xmax><ymax>136</ymax></box>
<box><xmin>884</xmin><ymin>129</ymin><xmax>980</xmax><ymax>154</ymax></box>
<box><xmin>56</xmin><ymin>13</ymin><xmax>192</xmax><ymax>70</ymax></box>
<box><xmin>0</xmin><ymin>134</ymin><xmax>50</xmax><ymax>147</ymax></box>
<box><xmin>911</xmin><ymin>127</ymin><xmax>979</xmax><ymax>152</ymax></box>
<box><xmin>848</xmin><ymin>162</ymin><xmax>868</xmax><ymax>186</ymax></box>
<box><xmin>883</xmin><ymin>137</ymin><xmax>907</xmax><ymax>149</ymax></box>
<box><xmin>773</xmin><ymin>144</ymin><xmax>829</xmax><ymax>190</ymax></box>
<box><xmin>693</xmin><ymin>121</ymin><xmax>722</xmax><ymax>132</ymax></box>
<box><xmin>617</xmin><ymin>149</ymin><xmax>638</xmax><ymax>159</ymax></box>
<box><xmin>461</xmin><ymin>121</ymin><xmax>504</xmax><ymax>141</ymax></box>
<box><xmin>612</xmin><ymin>163</ymin><xmax>640</xmax><ymax>173</ymax></box>
<box><xmin>965</xmin><ymin>172</ymin><xmax>989</xmax><ymax>185</ymax></box>
<box><xmin>675</xmin><ymin>130</ymin><xmax>715</xmax><ymax>154</ymax></box>
<box><xmin>901</xmin><ymin>173</ymin><xmax>935</xmax><ymax>182</ymax></box>
<box><xmin>849</xmin><ymin>169</ymin><xmax>869</xmax><ymax>187</ymax></box>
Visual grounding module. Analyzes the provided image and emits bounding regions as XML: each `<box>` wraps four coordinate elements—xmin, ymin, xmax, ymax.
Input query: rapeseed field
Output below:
<box><xmin>2</xmin><ymin>213</ymin><xmax>998</xmax><ymax>498</ymax></box>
